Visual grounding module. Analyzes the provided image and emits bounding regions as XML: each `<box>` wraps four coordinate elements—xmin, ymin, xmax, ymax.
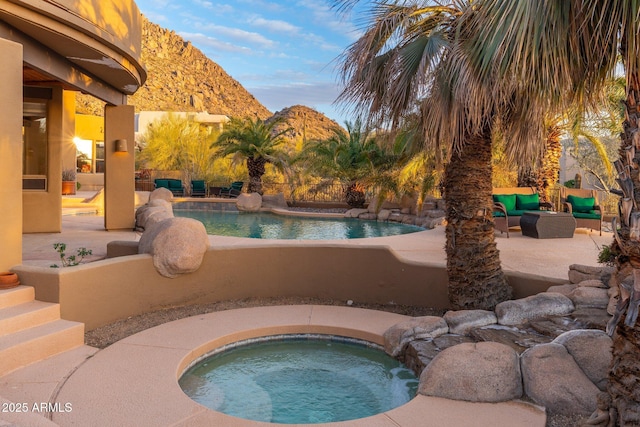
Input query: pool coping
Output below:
<box><xmin>51</xmin><ymin>305</ymin><xmax>546</xmax><ymax>427</ymax></box>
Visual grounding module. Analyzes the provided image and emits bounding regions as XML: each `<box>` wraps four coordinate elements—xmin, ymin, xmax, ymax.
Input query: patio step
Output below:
<box><xmin>0</xmin><ymin>300</ymin><xmax>61</xmax><ymax>335</ymax></box>
<box><xmin>0</xmin><ymin>285</ymin><xmax>85</xmax><ymax>377</ymax></box>
<box><xmin>0</xmin><ymin>320</ymin><xmax>84</xmax><ymax>377</ymax></box>
<box><xmin>0</xmin><ymin>285</ymin><xmax>35</xmax><ymax>309</ymax></box>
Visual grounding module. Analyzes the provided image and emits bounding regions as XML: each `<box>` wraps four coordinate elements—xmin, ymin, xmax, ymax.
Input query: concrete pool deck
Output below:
<box><xmin>1</xmin><ymin>202</ymin><xmax>613</xmax><ymax>426</ymax></box>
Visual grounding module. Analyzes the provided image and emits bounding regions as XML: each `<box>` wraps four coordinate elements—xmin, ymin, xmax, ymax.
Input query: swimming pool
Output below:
<box><xmin>173</xmin><ymin>210</ymin><xmax>424</xmax><ymax>239</ymax></box>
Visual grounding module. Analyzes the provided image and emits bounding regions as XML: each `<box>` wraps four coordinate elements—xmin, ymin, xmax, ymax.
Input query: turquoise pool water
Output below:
<box><xmin>179</xmin><ymin>335</ymin><xmax>418</xmax><ymax>424</ymax></box>
<box><xmin>173</xmin><ymin>210</ymin><xmax>423</xmax><ymax>239</ymax></box>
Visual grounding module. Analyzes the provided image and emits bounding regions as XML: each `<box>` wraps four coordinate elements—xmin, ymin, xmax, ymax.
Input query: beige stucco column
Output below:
<box><xmin>0</xmin><ymin>39</ymin><xmax>23</xmax><ymax>270</ymax></box>
<box><xmin>104</xmin><ymin>105</ymin><xmax>135</xmax><ymax>230</ymax></box>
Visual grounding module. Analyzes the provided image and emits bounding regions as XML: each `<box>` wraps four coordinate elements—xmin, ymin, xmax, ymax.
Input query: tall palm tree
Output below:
<box><xmin>334</xmin><ymin>0</ymin><xmax>542</xmax><ymax>309</ymax></box>
<box><xmin>294</xmin><ymin>119</ymin><xmax>388</xmax><ymax>208</ymax></box>
<box><xmin>213</xmin><ymin>116</ymin><xmax>292</xmax><ymax>194</ymax></box>
<box><xmin>466</xmin><ymin>0</ymin><xmax>640</xmax><ymax>421</ymax></box>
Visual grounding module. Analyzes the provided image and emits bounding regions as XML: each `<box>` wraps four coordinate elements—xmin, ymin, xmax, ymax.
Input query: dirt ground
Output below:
<box><xmin>85</xmin><ymin>297</ymin><xmax>589</xmax><ymax>427</ymax></box>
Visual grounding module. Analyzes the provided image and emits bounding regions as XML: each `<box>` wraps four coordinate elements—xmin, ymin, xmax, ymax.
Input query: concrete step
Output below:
<box><xmin>0</xmin><ymin>320</ymin><xmax>84</xmax><ymax>377</ymax></box>
<box><xmin>0</xmin><ymin>285</ymin><xmax>35</xmax><ymax>310</ymax></box>
<box><xmin>0</xmin><ymin>300</ymin><xmax>61</xmax><ymax>335</ymax></box>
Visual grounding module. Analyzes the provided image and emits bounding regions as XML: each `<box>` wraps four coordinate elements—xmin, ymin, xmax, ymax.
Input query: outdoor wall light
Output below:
<box><xmin>115</xmin><ymin>139</ymin><xmax>128</xmax><ymax>153</ymax></box>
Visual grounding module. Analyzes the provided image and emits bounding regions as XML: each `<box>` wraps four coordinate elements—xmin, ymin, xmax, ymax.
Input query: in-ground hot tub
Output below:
<box><xmin>179</xmin><ymin>334</ymin><xmax>418</xmax><ymax>424</ymax></box>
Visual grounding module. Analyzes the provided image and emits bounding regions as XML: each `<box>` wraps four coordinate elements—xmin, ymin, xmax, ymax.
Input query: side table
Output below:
<box><xmin>520</xmin><ymin>211</ymin><xmax>576</xmax><ymax>239</ymax></box>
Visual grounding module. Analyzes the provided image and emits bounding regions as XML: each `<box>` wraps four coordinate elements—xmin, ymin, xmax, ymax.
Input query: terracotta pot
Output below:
<box><xmin>62</xmin><ymin>181</ymin><xmax>76</xmax><ymax>195</ymax></box>
<box><xmin>0</xmin><ymin>272</ymin><xmax>19</xmax><ymax>289</ymax></box>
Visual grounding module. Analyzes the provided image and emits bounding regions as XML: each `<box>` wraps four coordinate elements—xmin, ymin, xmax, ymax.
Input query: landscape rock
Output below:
<box><xmin>568</xmin><ymin>264</ymin><xmax>605</xmax><ymax>284</ymax></box>
<box><xmin>236</xmin><ymin>193</ymin><xmax>262</xmax><ymax>212</ymax></box>
<box><xmin>135</xmin><ymin>199</ymin><xmax>174</xmax><ymax>230</ymax></box>
<box><xmin>402</xmin><ymin>334</ymin><xmax>476</xmax><ymax>374</ymax></box>
<box><xmin>495</xmin><ymin>292</ymin><xmax>575</xmax><ymax>326</ymax></box>
<box><xmin>377</xmin><ymin>209</ymin><xmax>391</xmax><ymax>221</ymax></box>
<box><xmin>443</xmin><ymin>310</ymin><xmax>497</xmax><ymax>335</ymax></box>
<box><xmin>138</xmin><ymin>217</ymin><xmax>209</xmax><ymax>278</ymax></box>
<box><xmin>546</xmin><ymin>283</ymin><xmax>578</xmax><ymax>296</ymax></box>
<box><xmin>568</xmin><ymin>287</ymin><xmax>610</xmax><ymax>309</ymax></box>
<box><xmin>552</xmin><ymin>329</ymin><xmax>612</xmax><ymax>391</ymax></box>
<box><xmin>577</xmin><ymin>279</ymin><xmax>606</xmax><ymax>288</ymax></box>
<box><xmin>358</xmin><ymin>212</ymin><xmax>378</xmax><ymax>220</ymax></box>
<box><xmin>470</xmin><ymin>324</ymin><xmax>552</xmax><ymax>354</ymax></box>
<box><xmin>521</xmin><ymin>343</ymin><xmax>599</xmax><ymax>415</ymax></box>
<box><xmin>148</xmin><ymin>187</ymin><xmax>173</xmax><ymax>202</ymax></box>
<box><xmin>345</xmin><ymin>208</ymin><xmax>368</xmax><ymax>218</ymax></box>
<box><xmin>383</xmin><ymin>316</ymin><xmax>449</xmax><ymax>357</ymax></box>
<box><xmin>419</xmin><ymin>342</ymin><xmax>522</xmax><ymax>403</ymax></box>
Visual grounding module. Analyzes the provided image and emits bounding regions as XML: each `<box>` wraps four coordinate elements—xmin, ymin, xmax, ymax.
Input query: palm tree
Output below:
<box><xmin>334</xmin><ymin>0</ymin><xmax>537</xmax><ymax>309</ymax></box>
<box><xmin>213</xmin><ymin>116</ymin><xmax>292</xmax><ymax>194</ymax></box>
<box><xmin>465</xmin><ymin>0</ymin><xmax>640</xmax><ymax>421</ymax></box>
<box><xmin>294</xmin><ymin>119</ymin><xmax>388</xmax><ymax>208</ymax></box>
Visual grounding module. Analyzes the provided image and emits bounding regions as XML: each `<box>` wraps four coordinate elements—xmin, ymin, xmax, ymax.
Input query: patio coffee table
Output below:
<box><xmin>520</xmin><ymin>211</ymin><xmax>576</xmax><ymax>239</ymax></box>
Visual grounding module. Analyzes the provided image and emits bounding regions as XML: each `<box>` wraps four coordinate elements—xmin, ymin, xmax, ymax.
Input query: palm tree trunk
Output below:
<box><xmin>246</xmin><ymin>157</ymin><xmax>266</xmax><ymax>194</ymax></box>
<box><xmin>608</xmin><ymin>71</ymin><xmax>640</xmax><ymax>424</ymax></box>
<box><xmin>517</xmin><ymin>125</ymin><xmax>561</xmax><ymax>204</ymax></box>
<box><xmin>443</xmin><ymin>127</ymin><xmax>512</xmax><ymax>310</ymax></box>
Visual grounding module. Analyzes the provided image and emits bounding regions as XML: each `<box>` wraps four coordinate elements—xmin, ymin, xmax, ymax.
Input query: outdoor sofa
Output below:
<box><xmin>492</xmin><ymin>187</ymin><xmax>553</xmax><ymax>237</ymax></box>
<box><xmin>559</xmin><ymin>187</ymin><xmax>603</xmax><ymax>235</ymax></box>
<box><xmin>154</xmin><ymin>178</ymin><xmax>185</xmax><ymax>197</ymax></box>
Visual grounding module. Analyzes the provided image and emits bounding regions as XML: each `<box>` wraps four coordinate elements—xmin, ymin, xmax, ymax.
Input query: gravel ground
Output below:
<box><xmin>85</xmin><ymin>297</ymin><xmax>589</xmax><ymax>427</ymax></box>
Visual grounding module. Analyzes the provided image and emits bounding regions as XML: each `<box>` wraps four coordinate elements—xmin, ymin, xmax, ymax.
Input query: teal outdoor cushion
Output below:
<box><xmin>155</xmin><ymin>179</ymin><xmax>169</xmax><ymax>188</ymax></box>
<box><xmin>168</xmin><ymin>180</ymin><xmax>182</xmax><ymax>189</ymax></box>
<box><xmin>192</xmin><ymin>180</ymin><xmax>205</xmax><ymax>190</ymax></box>
<box><xmin>568</xmin><ymin>195</ymin><xmax>595</xmax><ymax>213</ymax></box>
<box><xmin>493</xmin><ymin>194</ymin><xmax>516</xmax><ymax>212</ymax></box>
<box><xmin>572</xmin><ymin>210</ymin><xmax>601</xmax><ymax>219</ymax></box>
<box><xmin>516</xmin><ymin>193</ymin><xmax>539</xmax><ymax>210</ymax></box>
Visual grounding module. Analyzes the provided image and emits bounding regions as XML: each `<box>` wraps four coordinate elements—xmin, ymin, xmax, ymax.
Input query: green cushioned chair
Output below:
<box><xmin>219</xmin><ymin>181</ymin><xmax>244</xmax><ymax>198</ymax></box>
<box><xmin>191</xmin><ymin>180</ymin><xmax>207</xmax><ymax>197</ymax></box>
<box><xmin>560</xmin><ymin>187</ymin><xmax>602</xmax><ymax>235</ymax></box>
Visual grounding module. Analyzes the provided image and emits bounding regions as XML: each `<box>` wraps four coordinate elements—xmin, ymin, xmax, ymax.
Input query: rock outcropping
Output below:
<box><xmin>76</xmin><ymin>17</ymin><xmax>271</xmax><ymax>119</ymax></box>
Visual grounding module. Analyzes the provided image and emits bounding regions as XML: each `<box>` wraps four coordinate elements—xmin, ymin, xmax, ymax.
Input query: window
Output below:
<box><xmin>22</xmin><ymin>99</ymin><xmax>48</xmax><ymax>190</ymax></box>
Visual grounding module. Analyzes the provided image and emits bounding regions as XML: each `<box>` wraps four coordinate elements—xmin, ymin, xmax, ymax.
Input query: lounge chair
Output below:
<box><xmin>559</xmin><ymin>187</ymin><xmax>602</xmax><ymax>235</ymax></box>
<box><xmin>219</xmin><ymin>181</ymin><xmax>244</xmax><ymax>198</ymax></box>
<box><xmin>190</xmin><ymin>180</ymin><xmax>207</xmax><ymax>197</ymax></box>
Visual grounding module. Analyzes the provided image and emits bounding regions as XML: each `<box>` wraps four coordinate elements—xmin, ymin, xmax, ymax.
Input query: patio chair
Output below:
<box><xmin>219</xmin><ymin>181</ymin><xmax>244</xmax><ymax>198</ymax></box>
<box><xmin>190</xmin><ymin>180</ymin><xmax>207</xmax><ymax>197</ymax></box>
<box><xmin>559</xmin><ymin>187</ymin><xmax>602</xmax><ymax>235</ymax></box>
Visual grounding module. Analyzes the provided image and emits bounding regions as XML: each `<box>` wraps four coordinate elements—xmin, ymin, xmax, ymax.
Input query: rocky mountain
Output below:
<box><xmin>76</xmin><ymin>17</ymin><xmax>271</xmax><ymax>119</ymax></box>
<box><xmin>76</xmin><ymin>19</ymin><xmax>343</xmax><ymax>144</ymax></box>
<box><xmin>270</xmin><ymin>105</ymin><xmax>343</xmax><ymax>145</ymax></box>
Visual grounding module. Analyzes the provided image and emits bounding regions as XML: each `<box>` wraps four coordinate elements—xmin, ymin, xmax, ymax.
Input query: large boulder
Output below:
<box><xmin>135</xmin><ymin>199</ymin><xmax>174</xmax><ymax>230</ymax></box>
<box><xmin>568</xmin><ymin>286</ymin><xmax>610</xmax><ymax>309</ymax></box>
<box><xmin>495</xmin><ymin>292</ymin><xmax>574</xmax><ymax>326</ymax></box>
<box><xmin>419</xmin><ymin>342</ymin><xmax>522</xmax><ymax>402</ymax></box>
<box><xmin>521</xmin><ymin>343</ymin><xmax>599</xmax><ymax>415</ymax></box>
<box><xmin>138</xmin><ymin>217</ymin><xmax>209</xmax><ymax>278</ymax></box>
<box><xmin>552</xmin><ymin>329</ymin><xmax>612</xmax><ymax>391</ymax></box>
<box><xmin>236</xmin><ymin>192</ymin><xmax>262</xmax><ymax>212</ymax></box>
<box><xmin>383</xmin><ymin>316</ymin><xmax>448</xmax><ymax>357</ymax></box>
<box><xmin>148</xmin><ymin>187</ymin><xmax>173</xmax><ymax>202</ymax></box>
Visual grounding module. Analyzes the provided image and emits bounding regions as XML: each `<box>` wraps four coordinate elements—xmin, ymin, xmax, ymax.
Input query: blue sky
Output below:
<box><xmin>135</xmin><ymin>0</ymin><xmax>365</xmax><ymax>123</ymax></box>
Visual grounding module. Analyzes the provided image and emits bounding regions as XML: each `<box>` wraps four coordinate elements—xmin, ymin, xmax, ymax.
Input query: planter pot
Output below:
<box><xmin>62</xmin><ymin>181</ymin><xmax>76</xmax><ymax>195</ymax></box>
<box><xmin>0</xmin><ymin>272</ymin><xmax>19</xmax><ymax>289</ymax></box>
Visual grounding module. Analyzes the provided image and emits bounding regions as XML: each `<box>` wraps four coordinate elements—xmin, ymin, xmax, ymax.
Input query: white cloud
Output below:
<box><xmin>179</xmin><ymin>32</ymin><xmax>252</xmax><ymax>54</ymax></box>
<box><xmin>192</xmin><ymin>22</ymin><xmax>276</xmax><ymax>48</ymax></box>
<box><xmin>248</xmin><ymin>17</ymin><xmax>301</xmax><ymax>35</ymax></box>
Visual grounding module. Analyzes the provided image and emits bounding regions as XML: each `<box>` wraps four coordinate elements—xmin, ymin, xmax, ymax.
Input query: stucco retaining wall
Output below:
<box><xmin>12</xmin><ymin>245</ymin><xmax>562</xmax><ymax>331</ymax></box>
